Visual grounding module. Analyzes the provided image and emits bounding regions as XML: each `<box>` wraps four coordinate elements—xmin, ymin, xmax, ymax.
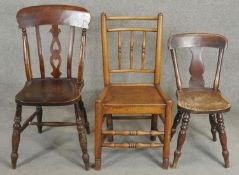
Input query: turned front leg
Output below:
<box><xmin>11</xmin><ymin>104</ymin><xmax>22</xmax><ymax>169</ymax></box>
<box><xmin>172</xmin><ymin>112</ymin><xmax>190</xmax><ymax>168</ymax></box>
<box><xmin>74</xmin><ymin>103</ymin><xmax>90</xmax><ymax>170</ymax></box>
<box><xmin>216</xmin><ymin>113</ymin><xmax>229</xmax><ymax>168</ymax></box>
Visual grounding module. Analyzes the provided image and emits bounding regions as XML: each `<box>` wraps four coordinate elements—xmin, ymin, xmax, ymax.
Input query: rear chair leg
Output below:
<box><xmin>216</xmin><ymin>113</ymin><xmax>229</xmax><ymax>168</ymax></box>
<box><xmin>106</xmin><ymin>114</ymin><xmax>113</xmax><ymax>142</ymax></box>
<box><xmin>95</xmin><ymin>101</ymin><xmax>103</xmax><ymax>170</ymax></box>
<box><xmin>36</xmin><ymin>106</ymin><xmax>43</xmax><ymax>133</ymax></box>
<box><xmin>163</xmin><ymin>102</ymin><xmax>172</xmax><ymax>169</ymax></box>
<box><xmin>151</xmin><ymin>114</ymin><xmax>158</xmax><ymax>141</ymax></box>
<box><xmin>79</xmin><ymin>97</ymin><xmax>90</xmax><ymax>134</ymax></box>
<box><xmin>74</xmin><ymin>103</ymin><xmax>90</xmax><ymax>170</ymax></box>
<box><xmin>209</xmin><ymin>113</ymin><xmax>217</xmax><ymax>141</ymax></box>
<box><xmin>11</xmin><ymin>104</ymin><xmax>22</xmax><ymax>169</ymax></box>
<box><xmin>172</xmin><ymin>112</ymin><xmax>190</xmax><ymax>169</ymax></box>
<box><xmin>171</xmin><ymin>111</ymin><xmax>183</xmax><ymax>139</ymax></box>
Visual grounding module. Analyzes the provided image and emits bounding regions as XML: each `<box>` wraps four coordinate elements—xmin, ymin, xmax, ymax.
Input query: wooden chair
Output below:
<box><xmin>95</xmin><ymin>13</ymin><xmax>173</xmax><ymax>170</ymax></box>
<box><xmin>168</xmin><ymin>33</ymin><xmax>231</xmax><ymax>168</ymax></box>
<box><xmin>11</xmin><ymin>5</ymin><xmax>91</xmax><ymax>170</ymax></box>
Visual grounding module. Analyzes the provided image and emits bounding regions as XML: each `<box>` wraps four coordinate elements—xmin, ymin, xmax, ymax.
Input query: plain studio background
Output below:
<box><xmin>0</xmin><ymin>0</ymin><xmax>239</xmax><ymax>175</ymax></box>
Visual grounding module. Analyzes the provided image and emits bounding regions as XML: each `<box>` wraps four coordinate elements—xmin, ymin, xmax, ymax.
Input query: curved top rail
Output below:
<box><xmin>17</xmin><ymin>5</ymin><xmax>91</xmax><ymax>28</ymax></box>
<box><xmin>168</xmin><ymin>33</ymin><xmax>227</xmax><ymax>49</ymax></box>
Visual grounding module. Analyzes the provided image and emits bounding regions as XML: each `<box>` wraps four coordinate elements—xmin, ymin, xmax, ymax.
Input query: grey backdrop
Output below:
<box><xmin>1</xmin><ymin>0</ymin><xmax>239</xmax><ymax>111</ymax></box>
<box><xmin>0</xmin><ymin>0</ymin><xmax>239</xmax><ymax>174</ymax></box>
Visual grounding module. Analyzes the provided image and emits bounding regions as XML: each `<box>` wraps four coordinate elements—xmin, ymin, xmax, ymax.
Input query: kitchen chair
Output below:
<box><xmin>95</xmin><ymin>13</ymin><xmax>172</xmax><ymax>170</ymax></box>
<box><xmin>11</xmin><ymin>5</ymin><xmax>91</xmax><ymax>170</ymax></box>
<box><xmin>168</xmin><ymin>33</ymin><xmax>230</xmax><ymax>168</ymax></box>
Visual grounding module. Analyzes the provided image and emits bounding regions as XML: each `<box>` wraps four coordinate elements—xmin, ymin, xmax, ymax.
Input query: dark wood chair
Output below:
<box><xmin>95</xmin><ymin>13</ymin><xmax>173</xmax><ymax>170</ymax></box>
<box><xmin>11</xmin><ymin>5</ymin><xmax>91</xmax><ymax>170</ymax></box>
<box><xmin>168</xmin><ymin>33</ymin><xmax>231</xmax><ymax>168</ymax></box>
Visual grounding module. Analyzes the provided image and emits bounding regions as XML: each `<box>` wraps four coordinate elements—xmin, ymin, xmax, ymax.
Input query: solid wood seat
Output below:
<box><xmin>177</xmin><ymin>88</ymin><xmax>230</xmax><ymax>113</ymax></box>
<box><xmin>103</xmin><ymin>85</ymin><xmax>165</xmax><ymax>106</ymax></box>
<box><xmin>168</xmin><ymin>33</ymin><xmax>231</xmax><ymax>169</ymax></box>
<box><xmin>95</xmin><ymin>13</ymin><xmax>172</xmax><ymax>170</ymax></box>
<box><xmin>16</xmin><ymin>78</ymin><xmax>83</xmax><ymax>106</ymax></box>
<box><xmin>101</xmin><ymin>85</ymin><xmax>166</xmax><ymax>114</ymax></box>
<box><xmin>11</xmin><ymin>5</ymin><xmax>91</xmax><ymax>170</ymax></box>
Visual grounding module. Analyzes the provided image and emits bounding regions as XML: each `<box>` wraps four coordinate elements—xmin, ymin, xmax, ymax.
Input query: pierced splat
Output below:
<box><xmin>50</xmin><ymin>25</ymin><xmax>62</xmax><ymax>78</ymax></box>
<box><xmin>189</xmin><ymin>47</ymin><xmax>205</xmax><ymax>88</ymax></box>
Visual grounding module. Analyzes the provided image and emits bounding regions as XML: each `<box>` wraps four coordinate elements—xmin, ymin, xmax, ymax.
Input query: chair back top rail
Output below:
<box><xmin>168</xmin><ymin>33</ymin><xmax>227</xmax><ymax>49</ymax></box>
<box><xmin>106</xmin><ymin>16</ymin><xmax>159</xmax><ymax>20</ymax></box>
<box><xmin>17</xmin><ymin>5</ymin><xmax>91</xmax><ymax>28</ymax></box>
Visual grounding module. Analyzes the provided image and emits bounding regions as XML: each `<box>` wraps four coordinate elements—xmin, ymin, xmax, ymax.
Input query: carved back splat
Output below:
<box><xmin>50</xmin><ymin>25</ymin><xmax>62</xmax><ymax>78</ymax></box>
<box><xmin>189</xmin><ymin>47</ymin><xmax>205</xmax><ymax>88</ymax></box>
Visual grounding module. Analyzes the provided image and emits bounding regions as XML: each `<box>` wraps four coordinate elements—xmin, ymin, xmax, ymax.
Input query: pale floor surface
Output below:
<box><xmin>0</xmin><ymin>105</ymin><xmax>238</xmax><ymax>175</ymax></box>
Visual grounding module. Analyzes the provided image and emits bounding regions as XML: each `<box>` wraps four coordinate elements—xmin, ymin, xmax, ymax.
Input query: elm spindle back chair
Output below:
<box><xmin>168</xmin><ymin>33</ymin><xmax>231</xmax><ymax>168</ymax></box>
<box><xmin>95</xmin><ymin>13</ymin><xmax>172</xmax><ymax>170</ymax></box>
<box><xmin>11</xmin><ymin>5</ymin><xmax>91</xmax><ymax>170</ymax></box>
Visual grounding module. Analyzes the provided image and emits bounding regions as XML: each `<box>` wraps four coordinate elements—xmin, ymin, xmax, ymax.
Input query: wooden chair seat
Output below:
<box><xmin>16</xmin><ymin>78</ymin><xmax>83</xmax><ymax>106</ymax></box>
<box><xmin>177</xmin><ymin>88</ymin><xmax>230</xmax><ymax>113</ymax></box>
<box><xmin>101</xmin><ymin>85</ymin><xmax>166</xmax><ymax>114</ymax></box>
